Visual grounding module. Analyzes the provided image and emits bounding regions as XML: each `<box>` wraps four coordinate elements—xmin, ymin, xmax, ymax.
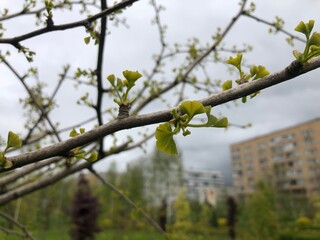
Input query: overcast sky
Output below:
<box><xmin>1</xmin><ymin>0</ymin><xmax>320</xmax><ymax>184</ymax></box>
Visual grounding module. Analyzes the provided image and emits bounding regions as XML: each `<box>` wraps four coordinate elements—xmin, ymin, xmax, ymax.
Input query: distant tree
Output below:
<box><xmin>168</xmin><ymin>189</ymin><xmax>192</xmax><ymax>240</ymax></box>
<box><xmin>227</xmin><ymin>196</ymin><xmax>237</xmax><ymax>240</ymax></box>
<box><xmin>70</xmin><ymin>174</ymin><xmax>100</xmax><ymax>240</ymax></box>
<box><xmin>237</xmin><ymin>181</ymin><xmax>280</xmax><ymax>240</ymax></box>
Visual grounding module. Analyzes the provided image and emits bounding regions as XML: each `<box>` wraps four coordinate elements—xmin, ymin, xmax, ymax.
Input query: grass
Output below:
<box><xmin>0</xmin><ymin>228</ymin><xmax>230</xmax><ymax>240</ymax></box>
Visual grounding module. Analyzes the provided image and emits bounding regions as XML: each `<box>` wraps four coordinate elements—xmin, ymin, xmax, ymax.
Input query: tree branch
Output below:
<box><xmin>0</xmin><ymin>0</ymin><xmax>140</xmax><ymax>45</ymax></box>
<box><xmin>2</xmin><ymin>56</ymin><xmax>319</xmax><ymax>173</ymax></box>
<box><xmin>0</xmin><ymin>211</ymin><xmax>36</xmax><ymax>240</ymax></box>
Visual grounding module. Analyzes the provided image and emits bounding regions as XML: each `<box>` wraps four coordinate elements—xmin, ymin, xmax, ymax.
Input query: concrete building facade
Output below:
<box><xmin>231</xmin><ymin>118</ymin><xmax>320</xmax><ymax>197</ymax></box>
<box><xmin>183</xmin><ymin>168</ymin><xmax>225</xmax><ymax>206</ymax></box>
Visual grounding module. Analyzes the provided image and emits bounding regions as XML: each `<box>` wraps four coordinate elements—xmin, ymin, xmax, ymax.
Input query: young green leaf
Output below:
<box><xmin>309</xmin><ymin>32</ymin><xmax>320</xmax><ymax>46</ymax></box>
<box><xmin>75</xmin><ymin>150</ymin><xmax>86</xmax><ymax>160</ymax></box>
<box><xmin>203</xmin><ymin>106</ymin><xmax>217</xmax><ymax>127</ymax></box>
<box><xmin>242</xmin><ymin>96</ymin><xmax>247</xmax><ymax>103</ymax></box>
<box><xmin>179</xmin><ymin>100</ymin><xmax>206</xmax><ymax>120</ymax></box>
<box><xmin>3</xmin><ymin>160</ymin><xmax>13</xmax><ymax>169</ymax></box>
<box><xmin>227</xmin><ymin>53</ymin><xmax>242</xmax><ymax>71</ymax></box>
<box><xmin>293</xmin><ymin>50</ymin><xmax>302</xmax><ymax>61</ymax></box>
<box><xmin>155</xmin><ymin>123</ymin><xmax>178</xmax><ymax>155</ymax></box>
<box><xmin>250</xmin><ymin>65</ymin><xmax>270</xmax><ymax>80</ymax></box>
<box><xmin>84</xmin><ymin>36</ymin><xmax>91</xmax><ymax>45</ymax></box>
<box><xmin>214</xmin><ymin>117</ymin><xmax>229</xmax><ymax>128</ymax></box>
<box><xmin>86</xmin><ymin>151</ymin><xmax>98</xmax><ymax>162</ymax></box>
<box><xmin>69</xmin><ymin>129</ymin><xmax>79</xmax><ymax>137</ymax></box>
<box><xmin>7</xmin><ymin>131</ymin><xmax>22</xmax><ymax>150</ymax></box>
<box><xmin>107</xmin><ymin>74</ymin><xmax>115</xmax><ymax>86</ymax></box>
<box><xmin>189</xmin><ymin>45</ymin><xmax>198</xmax><ymax>59</ymax></box>
<box><xmin>0</xmin><ymin>152</ymin><xmax>5</xmax><ymax>165</ymax></box>
<box><xmin>222</xmin><ymin>80</ymin><xmax>232</xmax><ymax>91</ymax></box>
<box><xmin>122</xmin><ymin>70</ymin><xmax>142</xmax><ymax>87</ymax></box>
<box><xmin>295</xmin><ymin>20</ymin><xmax>314</xmax><ymax>37</ymax></box>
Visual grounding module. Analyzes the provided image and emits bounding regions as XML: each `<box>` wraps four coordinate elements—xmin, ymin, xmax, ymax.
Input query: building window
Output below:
<box><xmin>232</xmin><ymin>156</ymin><xmax>240</xmax><ymax>161</ymax></box>
<box><xmin>244</xmin><ymin>146</ymin><xmax>252</xmax><ymax>152</ymax></box>
<box><xmin>232</xmin><ymin>148</ymin><xmax>240</xmax><ymax>155</ymax></box>
<box><xmin>258</xmin><ymin>142</ymin><xmax>267</xmax><ymax>149</ymax></box>
<box><xmin>282</xmin><ymin>142</ymin><xmax>296</xmax><ymax>151</ymax></box>
<box><xmin>286</xmin><ymin>151</ymin><xmax>298</xmax><ymax>159</ymax></box>
<box><xmin>272</xmin><ymin>154</ymin><xmax>284</xmax><ymax>162</ymax></box>
<box><xmin>285</xmin><ymin>133</ymin><xmax>295</xmax><ymax>139</ymax></box>
<box><xmin>270</xmin><ymin>136</ymin><xmax>283</xmax><ymax>144</ymax></box>
<box><xmin>305</xmin><ymin>148</ymin><xmax>317</xmax><ymax>156</ymax></box>
<box><xmin>271</xmin><ymin>146</ymin><xmax>282</xmax><ymax>153</ymax></box>
<box><xmin>258</xmin><ymin>149</ymin><xmax>267</xmax><ymax>156</ymax></box>
<box><xmin>308</xmin><ymin>158</ymin><xmax>320</xmax><ymax>165</ymax></box>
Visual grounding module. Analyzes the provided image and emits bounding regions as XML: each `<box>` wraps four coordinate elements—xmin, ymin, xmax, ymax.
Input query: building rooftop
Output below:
<box><xmin>231</xmin><ymin>117</ymin><xmax>320</xmax><ymax>147</ymax></box>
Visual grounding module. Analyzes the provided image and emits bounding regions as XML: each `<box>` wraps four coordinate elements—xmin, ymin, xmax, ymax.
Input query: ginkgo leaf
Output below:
<box><xmin>122</xmin><ymin>70</ymin><xmax>142</xmax><ymax>89</ymax></box>
<box><xmin>227</xmin><ymin>53</ymin><xmax>242</xmax><ymax>70</ymax></box>
<box><xmin>107</xmin><ymin>74</ymin><xmax>115</xmax><ymax>85</ymax></box>
<box><xmin>310</xmin><ymin>32</ymin><xmax>320</xmax><ymax>46</ymax></box>
<box><xmin>179</xmin><ymin>100</ymin><xmax>206</xmax><ymax>120</ymax></box>
<box><xmin>203</xmin><ymin>106</ymin><xmax>218</xmax><ymax>127</ymax></box>
<box><xmin>155</xmin><ymin>123</ymin><xmax>178</xmax><ymax>155</ymax></box>
<box><xmin>3</xmin><ymin>160</ymin><xmax>13</xmax><ymax>169</ymax></box>
<box><xmin>189</xmin><ymin>44</ymin><xmax>198</xmax><ymax>59</ymax></box>
<box><xmin>0</xmin><ymin>152</ymin><xmax>5</xmax><ymax>165</ymax></box>
<box><xmin>86</xmin><ymin>151</ymin><xmax>98</xmax><ymax>162</ymax></box>
<box><xmin>214</xmin><ymin>117</ymin><xmax>229</xmax><ymax>128</ymax></box>
<box><xmin>69</xmin><ymin>129</ymin><xmax>79</xmax><ymax>137</ymax></box>
<box><xmin>7</xmin><ymin>131</ymin><xmax>22</xmax><ymax>149</ymax></box>
<box><xmin>295</xmin><ymin>20</ymin><xmax>314</xmax><ymax>37</ymax></box>
<box><xmin>222</xmin><ymin>80</ymin><xmax>232</xmax><ymax>91</ymax></box>
<box><xmin>250</xmin><ymin>65</ymin><xmax>270</xmax><ymax>80</ymax></box>
<box><xmin>84</xmin><ymin>36</ymin><xmax>91</xmax><ymax>45</ymax></box>
<box><xmin>75</xmin><ymin>150</ymin><xmax>86</xmax><ymax>160</ymax></box>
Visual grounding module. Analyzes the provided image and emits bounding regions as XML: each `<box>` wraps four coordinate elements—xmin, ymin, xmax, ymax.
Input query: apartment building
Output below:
<box><xmin>184</xmin><ymin>168</ymin><xmax>225</xmax><ymax>206</ymax></box>
<box><xmin>230</xmin><ymin>118</ymin><xmax>320</xmax><ymax>197</ymax></box>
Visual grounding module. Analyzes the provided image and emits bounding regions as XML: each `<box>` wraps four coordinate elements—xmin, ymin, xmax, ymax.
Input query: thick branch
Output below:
<box><xmin>0</xmin><ymin>142</ymin><xmax>129</xmax><ymax>205</ymax></box>
<box><xmin>0</xmin><ymin>157</ymin><xmax>62</xmax><ymax>187</ymax></box>
<box><xmin>2</xmin><ymin>57</ymin><xmax>320</xmax><ymax>173</ymax></box>
<box><xmin>95</xmin><ymin>0</ymin><xmax>108</xmax><ymax>157</ymax></box>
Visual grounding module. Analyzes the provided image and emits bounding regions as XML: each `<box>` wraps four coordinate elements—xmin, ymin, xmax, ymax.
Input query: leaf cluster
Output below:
<box><xmin>68</xmin><ymin>128</ymin><xmax>98</xmax><ymax>163</ymax></box>
<box><xmin>107</xmin><ymin>70</ymin><xmax>142</xmax><ymax>107</ymax></box>
<box><xmin>18</xmin><ymin>46</ymin><xmax>36</xmax><ymax>63</ymax></box>
<box><xmin>44</xmin><ymin>0</ymin><xmax>55</xmax><ymax>25</ymax></box>
<box><xmin>156</xmin><ymin>100</ymin><xmax>228</xmax><ymax>155</ymax></box>
<box><xmin>84</xmin><ymin>21</ymin><xmax>100</xmax><ymax>45</ymax></box>
<box><xmin>222</xmin><ymin>53</ymin><xmax>269</xmax><ymax>103</ymax></box>
<box><xmin>0</xmin><ymin>131</ymin><xmax>22</xmax><ymax>169</ymax></box>
<box><xmin>293</xmin><ymin>20</ymin><xmax>320</xmax><ymax>63</ymax></box>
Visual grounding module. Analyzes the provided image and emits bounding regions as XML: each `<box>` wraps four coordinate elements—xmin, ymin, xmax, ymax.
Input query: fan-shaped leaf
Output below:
<box><xmin>179</xmin><ymin>100</ymin><xmax>206</xmax><ymax>119</ymax></box>
<box><xmin>155</xmin><ymin>123</ymin><xmax>178</xmax><ymax>155</ymax></box>
<box><xmin>7</xmin><ymin>131</ymin><xmax>22</xmax><ymax>149</ymax></box>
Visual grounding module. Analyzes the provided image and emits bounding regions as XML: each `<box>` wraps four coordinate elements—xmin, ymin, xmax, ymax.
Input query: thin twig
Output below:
<box><xmin>0</xmin><ymin>211</ymin><xmax>36</xmax><ymax>240</ymax></box>
<box><xmin>88</xmin><ymin>167</ymin><xmax>169</xmax><ymax>239</ymax></box>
